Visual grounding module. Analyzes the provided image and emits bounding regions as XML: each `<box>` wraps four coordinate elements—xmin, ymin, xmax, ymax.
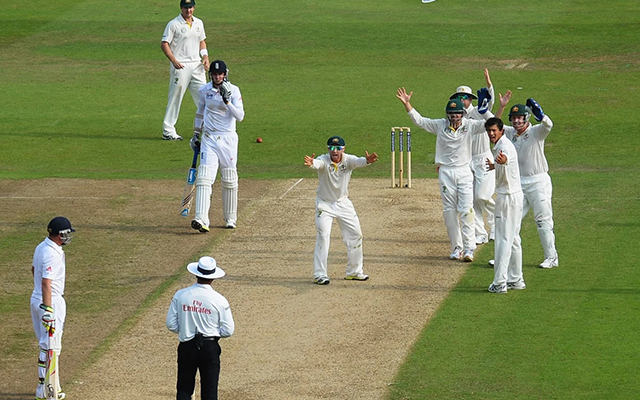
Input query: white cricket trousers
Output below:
<box><xmin>521</xmin><ymin>172</ymin><xmax>557</xmax><ymax>260</ymax></box>
<box><xmin>30</xmin><ymin>294</ymin><xmax>66</xmax><ymax>351</ymax></box>
<box><xmin>471</xmin><ymin>152</ymin><xmax>496</xmax><ymax>238</ymax></box>
<box><xmin>162</xmin><ymin>61</ymin><xmax>206</xmax><ymax>136</ymax></box>
<box><xmin>492</xmin><ymin>191</ymin><xmax>524</xmax><ymax>286</ymax></box>
<box><xmin>438</xmin><ymin>165</ymin><xmax>476</xmax><ymax>252</ymax></box>
<box><xmin>313</xmin><ymin>198</ymin><xmax>364</xmax><ymax>279</ymax></box>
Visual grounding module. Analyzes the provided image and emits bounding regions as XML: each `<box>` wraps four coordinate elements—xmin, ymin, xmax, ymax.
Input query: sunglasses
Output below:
<box><xmin>328</xmin><ymin>145</ymin><xmax>344</xmax><ymax>151</ymax></box>
<box><xmin>458</xmin><ymin>95</ymin><xmax>470</xmax><ymax>100</ymax></box>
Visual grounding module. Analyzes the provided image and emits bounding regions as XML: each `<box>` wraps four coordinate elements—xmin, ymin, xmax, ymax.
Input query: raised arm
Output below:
<box><xmin>396</xmin><ymin>87</ymin><xmax>414</xmax><ymax>112</ymax></box>
<box><xmin>496</xmin><ymin>90</ymin><xmax>512</xmax><ymax>119</ymax></box>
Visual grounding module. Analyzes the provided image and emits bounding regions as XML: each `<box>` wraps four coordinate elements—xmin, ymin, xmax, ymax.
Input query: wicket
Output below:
<box><xmin>390</xmin><ymin>126</ymin><xmax>412</xmax><ymax>188</ymax></box>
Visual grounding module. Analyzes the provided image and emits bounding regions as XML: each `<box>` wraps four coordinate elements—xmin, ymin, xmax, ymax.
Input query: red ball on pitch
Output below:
<box><xmin>256</xmin><ymin>137</ymin><xmax>263</xmax><ymax>143</ymax></box>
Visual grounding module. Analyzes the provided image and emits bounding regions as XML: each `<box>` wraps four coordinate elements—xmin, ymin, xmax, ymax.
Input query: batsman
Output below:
<box><xmin>30</xmin><ymin>217</ymin><xmax>75</xmax><ymax>400</ymax></box>
<box><xmin>190</xmin><ymin>60</ymin><xmax>245</xmax><ymax>231</ymax></box>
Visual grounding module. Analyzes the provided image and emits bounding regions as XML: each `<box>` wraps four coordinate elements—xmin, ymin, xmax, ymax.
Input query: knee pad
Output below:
<box><xmin>221</xmin><ymin>168</ymin><xmax>238</xmax><ymax>189</ymax></box>
<box><xmin>196</xmin><ymin>165</ymin><xmax>214</xmax><ymax>187</ymax></box>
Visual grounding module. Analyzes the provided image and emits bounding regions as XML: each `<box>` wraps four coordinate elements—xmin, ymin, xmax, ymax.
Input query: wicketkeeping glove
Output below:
<box><xmin>526</xmin><ymin>98</ymin><xmax>545</xmax><ymax>121</ymax></box>
<box><xmin>219</xmin><ymin>81</ymin><xmax>232</xmax><ymax>104</ymax></box>
<box><xmin>476</xmin><ymin>87</ymin><xmax>491</xmax><ymax>114</ymax></box>
<box><xmin>40</xmin><ymin>304</ymin><xmax>55</xmax><ymax>334</ymax></box>
<box><xmin>190</xmin><ymin>133</ymin><xmax>201</xmax><ymax>152</ymax></box>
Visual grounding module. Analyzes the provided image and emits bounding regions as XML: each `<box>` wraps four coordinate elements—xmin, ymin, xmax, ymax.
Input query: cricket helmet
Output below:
<box><xmin>47</xmin><ymin>216</ymin><xmax>75</xmax><ymax>244</ymax></box>
<box><xmin>210</xmin><ymin>60</ymin><xmax>227</xmax><ymax>76</ymax></box>
<box><xmin>327</xmin><ymin>136</ymin><xmax>346</xmax><ymax>147</ymax></box>
<box><xmin>445</xmin><ymin>98</ymin><xmax>465</xmax><ymax>114</ymax></box>
<box><xmin>449</xmin><ymin>85</ymin><xmax>477</xmax><ymax>100</ymax></box>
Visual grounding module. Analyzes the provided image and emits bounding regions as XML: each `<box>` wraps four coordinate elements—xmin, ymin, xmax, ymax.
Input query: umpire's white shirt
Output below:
<box><xmin>31</xmin><ymin>237</ymin><xmax>66</xmax><ymax>299</ymax></box>
<box><xmin>166</xmin><ymin>283</ymin><xmax>234</xmax><ymax>342</ymax></box>
<box><xmin>161</xmin><ymin>15</ymin><xmax>206</xmax><ymax>63</ymax></box>
<box><xmin>504</xmin><ymin>115</ymin><xmax>554</xmax><ymax>177</ymax></box>
<box><xmin>408</xmin><ymin>109</ymin><xmax>491</xmax><ymax>167</ymax></box>
<box><xmin>311</xmin><ymin>153</ymin><xmax>368</xmax><ymax>202</ymax></box>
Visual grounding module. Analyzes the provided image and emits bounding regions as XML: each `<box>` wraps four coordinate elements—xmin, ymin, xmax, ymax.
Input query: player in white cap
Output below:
<box><xmin>484</xmin><ymin>118</ymin><xmax>525</xmax><ymax>293</ymax></box>
<box><xmin>449</xmin><ymin>68</ymin><xmax>496</xmax><ymax>245</ymax></box>
<box><xmin>190</xmin><ymin>60</ymin><xmax>245</xmax><ymax>232</ymax></box>
<box><xmin>397</xmin><ymin>88</ymin><xmax>493</xmax><ymax>262</ymax></box>
<box><xmin>498</xmin><ymin>91</ymin><xmax>559</xmax><ymax>268</ymax></box>
<box><xmin>161</xmin><ymin>0</ymin><xmax>209</xmax><ymax>141</ymax></box>
<box><xmin>31</xmin><ymin>216</ymin><xmax>75</xmax><ymax>400</ymax></box>
<box><xmin>304</xmin><ymin>136</ymin><xmax>378</xmax><ymax>284</ymax></box>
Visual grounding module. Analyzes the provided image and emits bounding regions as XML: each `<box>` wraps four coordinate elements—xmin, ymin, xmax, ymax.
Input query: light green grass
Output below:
<box><xmin>0</xmin><ymin>0</ymin><xmax>639</xmax><ymax>399</ymax></box>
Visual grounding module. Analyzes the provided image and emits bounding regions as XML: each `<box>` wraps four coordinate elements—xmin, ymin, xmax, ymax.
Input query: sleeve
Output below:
<box><xmin>470</xmin><ymin>118</ymin><xmax>491</xmax><ymax>135</ymax></box>
<box><xmin>349</xmin><ymin>155</ymin><xmax>369</xmax><ymax>169</ymax></box>
<box><xmin>166</xmin><ymin>295</ymin><xmax>180</xmax><ymax>333</ymax></box>
<box><xmin>218</xmin><ymin>299</ymin><xmax>235</xmax><ymax>338</ymax></box>
<box><xmin>41</xmin><ymin>252</ymin><xmax>61</xmax><ymax>280</ymax></box>
<box><xmin>161</xmin><ymin>21</ymin><xmax>173</xmax><ymax>43</ymax></box>
<box><xmin>408</xmin><ymin>109</ymin><xmax>439</xmax><ymax>135</ymax></box>
<box><xmin>226</xmin><ymin>86</ymin><xmax>245</xmax><ymax>122</ymax></box>
<box><xmin>311</xmin><ymin>156</ymin><xmax>325</xmax><ymax>170</ymax></box>
<box><xmin>488</xmin><ymin>85</ymin><xmax>495</xmax><ymax>112</ymax></box>
<box><xmin>199</xmin><ymin>19</ymin><xmax>206</xmax><ymax>41</ymax></box>
<box><xmin>194</xmin><ymin>87</ymin><xmax>206</xmax><ymax>134</ymax></box>
<box><xmin>533</xmin><ymin>115</ymin><xmax>554</xmax><ymax>140</ymax></box>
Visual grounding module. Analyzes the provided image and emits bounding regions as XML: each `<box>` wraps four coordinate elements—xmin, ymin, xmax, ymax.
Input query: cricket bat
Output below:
<box><xmin>45</xmin><ymin>325</ymin><xmax>58</xmax><ymax>400</ymax></box>
<box><xmin>180</xmin><ymin>149</ymin><xmax>200</xmax><ymax>217</ymax></box>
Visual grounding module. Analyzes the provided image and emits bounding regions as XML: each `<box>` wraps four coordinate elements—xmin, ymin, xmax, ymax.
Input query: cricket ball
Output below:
<box><xmin>256</xmin><ymin>137</ymin><xmax>263</xmax><ymax>143</ymax></box>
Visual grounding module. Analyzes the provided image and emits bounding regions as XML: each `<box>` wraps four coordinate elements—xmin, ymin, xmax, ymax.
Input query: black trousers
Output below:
<box><xmin>176</xmin><ymin>337</ymin><xmax>221</xmax><ymax>400</ymax></box>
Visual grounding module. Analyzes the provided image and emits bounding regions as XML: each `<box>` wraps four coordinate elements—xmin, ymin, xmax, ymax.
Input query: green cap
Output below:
<box><xmin>180</xmin><ymin>0</ymin><xmax>195</xmax><ymax>8</ymax></box>
<box><xmin>445</xmin><ymin>98</ymin><xmax>465</xmax><ymax>114</ymax></box>
<box><xmin>508</xmin><ymin>104</ymin><xmax>529</xmax><ymax>117</ymax></box>
<box><xmin>327</xmin><ymin>136</ymin><xmax>345</xmax><ymax>147</ymax></box>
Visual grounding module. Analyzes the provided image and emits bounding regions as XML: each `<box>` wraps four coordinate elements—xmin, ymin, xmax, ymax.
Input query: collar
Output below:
<box><xmin>44</xmin><ymin>237</ymin><xmax>64</xmax><ymax>254</ymax></box>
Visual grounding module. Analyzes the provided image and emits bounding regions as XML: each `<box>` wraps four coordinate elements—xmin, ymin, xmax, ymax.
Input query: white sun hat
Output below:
<box><xmin>187</xmin><ymin>256</ymin><xmax>226</xmax><ymax>279</ymax></box>
<box><xmin>449</xmin><ymin>85</ymin><xmax>477</xmax><ymax>100</ymax></box>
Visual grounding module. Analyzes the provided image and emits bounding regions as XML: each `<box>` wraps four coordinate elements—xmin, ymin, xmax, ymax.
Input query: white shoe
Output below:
<box><xmin>539</xmin><ymin>255</ymin><xmax>559</xmax><ymax>269</ymax></box>
<box><xmin>344</xmin><ymin>273</ymin><xmax>369</xmax><ymax>281</ymax></box>
<box><xmin>475</xmin><ymin>235</ymin><xmax>488</xmax><ymax>245</ymax></box>
<box><xmin>225</xmin><ymin>220</ymin><xmax>237</xmax><ymax>229</ymax></box>
<box><xmin>422</xmin><ymin>0</ymin><xmax>436</xmax><ymax>3</ymax></box>
<box><xmin>191</xmin><ymin>219</ymin><xmax>210</xmax><ymax>233</ymax></box>
<box><xmin>488</xmin><ymin>283</ymin><xmax>507</xmax><ymax>293</ymax></box>
<box><xmin>463</xmin><ymin>249</ymin><xmax>474</xmax><ymax>262</ymax></box>
<box><xmin>488</xmin><ymin>259</ymin><xmax>495</xmax><ymax>267</ymax></box>
<box><xmin>314</xmin><ymin>276</ymin><xmax>330</xmax><ymax>285</ymax></box>
<box><xmin>507</xmin><ymin>280</ymin><xmax>526</xmax><ymax>290</ymax></box>
<box><xmin>162</xmin><ymin>132</ymin><xmax>183</xmax><ymax>141</ymax></box>
<box><xmin>449</xmin><ymin>246</ymin><xmax>463</xmax><ymax>260</ymax></box>
<box><xmin>489</xmin><ymin>230</ymin><xmax>495</xmax><ymax>241</ymax></box>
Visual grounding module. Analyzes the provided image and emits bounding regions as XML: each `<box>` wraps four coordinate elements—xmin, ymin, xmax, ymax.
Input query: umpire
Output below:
<box><xmin>166</xmin><ymin>256</ymin><xmax>235</xmax><ymax>400</ymax></box>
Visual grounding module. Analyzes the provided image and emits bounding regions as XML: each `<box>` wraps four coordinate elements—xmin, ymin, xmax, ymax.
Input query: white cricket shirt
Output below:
<box><xmin>166</xmin><ymin>283</ymin><xmax>235</xmax><ymax>342</ymax></box>
<box><xmin>408</xmin><ymin>109</ymin><xmax>491</xmax><ymax>167</ymax></box>
<box><xmin>311</xmin><ymin>153</ymin><xmax>368</xmax><ymax>202</ymax></box>
<box><xmin>504</xmin><ymin>115</ymin><xmax>554</xmax><ymax>177</ymax></box>
<box><xmin>493</xmin><ymin>135</ymin><xmax>522</xmax><ymax>195</ymax></box>
<box><xmin>31</xmin><ymin>237</ymin><xmax>66</xmax><ymax>299</ymax></box>
<box><xmin>196</xmin><ymin>82</ymin><xmax>245</xmax><ymax>134</ymax></box>
<box><xmin>161</xmin><ymin>15</ymin><xmax>206</xmax><ymax>63</ymax></box>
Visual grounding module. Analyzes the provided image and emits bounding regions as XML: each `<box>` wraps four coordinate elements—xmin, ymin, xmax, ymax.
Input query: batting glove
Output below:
<box><xmin>219</xmin><ymin>81</ymin><xmax>232</xmax><ymax>104</ymax></box>
<box><xmin>190</xmin><ymin>134</ymin><xmax>201</xmax><ymax>152</ymax></box>
<box><xmin>526</xmin><ymin>98</ymin><xmax>545</xmax><ymax>121</ymax></box>
<box><xmin>476</xmin><ymin>87</ymin><xmax>491</xmax><ymax>114</ymax></box>
<box><xmin>40</xmin><ymin>304</ymin><xmax>55</xmax><ymax>334</ymax></box>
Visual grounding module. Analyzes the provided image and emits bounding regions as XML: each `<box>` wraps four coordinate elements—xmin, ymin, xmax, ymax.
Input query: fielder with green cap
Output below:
<box><xmin>304</xmin><ymin>136</ymin><xmax>378</xmax><ymax>285</ymax></box>
<box><xmin>397</xmin><ymin>87</ymin><xmax>493</xmax><ymax>262</ymax></box>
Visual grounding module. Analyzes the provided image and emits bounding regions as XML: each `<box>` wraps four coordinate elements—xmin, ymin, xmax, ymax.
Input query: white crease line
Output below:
<box><xmin>279</xmin><ymin>178</ymin><xmax>304</xmax><ymax>200</ymax></box>
<box><xmin>0</xmin><ymin>196</ymin><xmax>107</xmax><ymax>200</ymax></box>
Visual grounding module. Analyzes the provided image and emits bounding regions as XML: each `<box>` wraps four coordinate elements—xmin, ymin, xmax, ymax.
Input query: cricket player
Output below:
<box><xmin>191</xmin><ymin>60</ymin><xmax>245</xmax><ymax>232</ymax></box>
<box><xmin>304</xmin><ymin>136</ymin><xmax>378</xmax><ymax>285</ymax></box>
<box><xmin>484</xmin><ymin>118</ymin><xmax>525</xmax><ymax>293</ymax></box>
<box><xmin>166</xmin><ymin>256</ymin><xmax>234</xmax><ymax>400</ymax></box>
<box><xmin>498</xmin><ymin>92</ymin><xmax>559</xmax><ymax>268</ymax></box>
<box><xmin>30</xmin><ymin>217</ymin><xmax>75</xmax><ymax>400</ymax></box>
<box><xmin>450</xmin><ymin>68</ymin><xmax>496</xmax><ymax>244</ymax></box>
<box><xmin>161</xmin><ymin>0</ymin><xmax>209</xmax><ymax>141</ymax></box>
<box><xmin>397</xmin><ymin>88</ymin><xmax>493</xmax><ymax>262</ymax></box>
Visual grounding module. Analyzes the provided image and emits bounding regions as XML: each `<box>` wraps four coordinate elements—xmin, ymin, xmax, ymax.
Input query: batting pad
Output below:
<box><xmin>221</xmin><ymin>168</ymin><xmax>238</xmax><ymax>222</ymax></box>
<box><xmin>195</xmin><ymin>165</ymin><xmax>214</xmax><ymax>225</ymax></box>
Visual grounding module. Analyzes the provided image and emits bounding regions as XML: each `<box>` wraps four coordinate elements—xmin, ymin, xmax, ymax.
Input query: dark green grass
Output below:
<box><xmin>0</xmin><ymin>0</ymin><xmax>639</xmax><ymax>398</ymax></box>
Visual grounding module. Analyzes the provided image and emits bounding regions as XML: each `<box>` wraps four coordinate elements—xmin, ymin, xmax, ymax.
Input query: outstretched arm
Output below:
<box><xmin>365</xmin><ymin>151</ymin><xmax>378</xmax><ymax>164</ymax></box>
<box><xmin>496</xmin><ymin>90</ymin><xmax>512</xmax><ymax>119</ymax></box>
<box><xmin>396</xmin><ymin>87</ymin><xmax>414</xmax><ymax>112</ymax></box>
<box><xmin>304</xmin><ymin>153</ymin><xmax>316</xmax><ymax>166</ymax></box>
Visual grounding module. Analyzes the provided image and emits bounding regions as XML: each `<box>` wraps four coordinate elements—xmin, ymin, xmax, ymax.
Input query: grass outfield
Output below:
<box><xmin>1</xmin><ymin>0</ymin><xmax>639</xmax><ymax>399</ymax></box>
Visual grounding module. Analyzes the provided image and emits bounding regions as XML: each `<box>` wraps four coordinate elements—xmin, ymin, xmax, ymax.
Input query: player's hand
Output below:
<box><xmin>190</xmin><ymin>134</ymin><xmax>201</xmax><ymax>152</ymax></box>
<box><xmin>495</xmin><ymin>150</ymin><xmax>507</xmax><ymax>164</ymax></box>
<box><xmin>219</xmin><ymin>81</ymin><xmax>232</xmax><ymax>104</ymax></box>
<box><xmin>202</xmin><ymin>57</ymin><xmax>210</xmax><ymax>71</ymax></box>
<box><xmin>396</xmin><ymin>87</ymin><xmax>413</xmax><ymax>105</ymax></box>
<box><xmin>499</xmin><ymin>90</ymin><xmax>512</xmax><ymax>108</ymax></box>
<box><xmin>40</xmin><ymin>304</ymin><xmax>55</xmax><ymax>334</ymax></box>
<box><xmin>476</xmin><ymin>87</ymin><xmax>491</xmax><ymax>114</ymax></box>
<box><xmin>172</xmin><ymin>60</ymin><xmax>185</xmax><ymax>69</ymax></box>
<box><xmin>484</xmin><ymin>68</ymin><xmax>492</xmax><ymax>88</ymax></box>
<box><xmin>304</xmin><ymin>153</ymin><xmax>315</xmax><ymax>166</ymax></box>
<box><xmin>365</xmin><ymin>151</ymin><xmax>378</xmax><ymax>164</ymax></box>
<box><xmin>485</xmin><ymin>158</ymin><xmax>495</xmax><ymax>171</ymax></box>
<box><xmin>526</xmin><ymin>98</ymin><xmax>545</xmax><ymax>122</ymax></box>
